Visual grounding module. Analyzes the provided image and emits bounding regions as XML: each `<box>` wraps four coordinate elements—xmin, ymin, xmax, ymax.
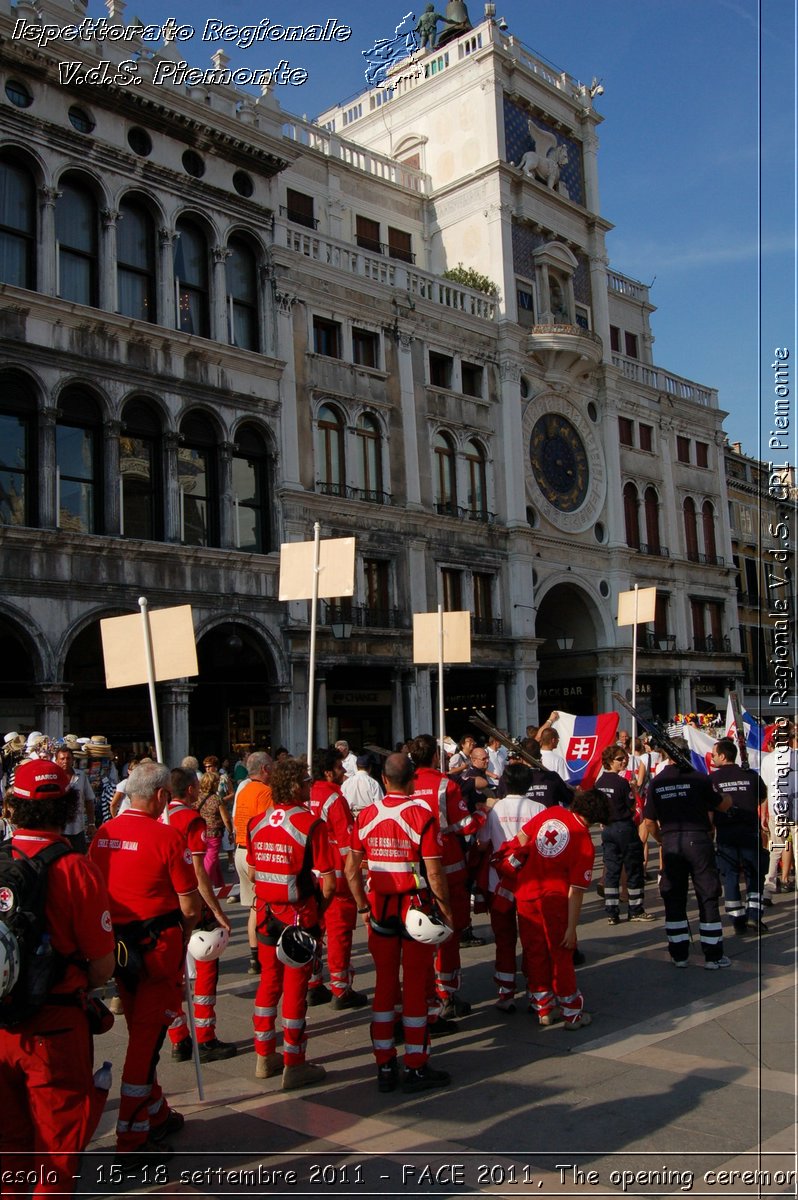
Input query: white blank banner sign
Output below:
<box><xmin>278</xmin><ymin>537</ymin><xmax>356</xmax><ymax>601</ymax></box>
<box><xmin>101</xmin><ymin>605</ymin><xmax>198</xmax><ymax>689</ymax></box>
<box><xmin>413</xmin><ymin>611</ymin><xmax>472</xmax><ymax>664</ymax></box>
<box><xmin>617</xmin><ymin>587</ymin><xmax>657</xmax><ymax>627</ymax></box>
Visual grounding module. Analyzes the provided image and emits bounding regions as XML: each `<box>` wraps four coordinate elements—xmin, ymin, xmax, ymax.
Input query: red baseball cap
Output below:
<box><xmin>12</xmin><ymin>761</ymin><xmax>71</xmax><ymax>801</ymax></box>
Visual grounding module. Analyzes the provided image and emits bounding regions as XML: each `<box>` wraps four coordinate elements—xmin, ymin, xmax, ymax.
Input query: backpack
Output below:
<box><xmin>0</xmin><ymin>838</ymin><xmax>74</xmax><ymax>1028</ymax></box>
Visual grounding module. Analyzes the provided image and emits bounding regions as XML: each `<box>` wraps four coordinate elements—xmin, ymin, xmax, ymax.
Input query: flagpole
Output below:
<box><xmin>630</xmin><ymin>584</ymin><xmax>638</xmax><ymax>752</ymax></box>
<box><xmin>437</xmin><ymin>603</ymin><xmax>446</xmax><ymax>768</ymax></box>
<box><xmin>306</xmin><ymin>521</ymin><xmax>321</xmax><ymax>767</ymax></box>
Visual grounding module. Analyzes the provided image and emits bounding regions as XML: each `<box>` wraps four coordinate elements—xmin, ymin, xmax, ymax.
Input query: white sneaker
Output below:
<box><xmin>704</xmin><ymin>956</ymin><xmax>732</xmax><ymax>971</ymax></box>
<box><xmin>672</xmin><ymin>958</ymin><xmax>689</xmax><ymax>968</ymax></box>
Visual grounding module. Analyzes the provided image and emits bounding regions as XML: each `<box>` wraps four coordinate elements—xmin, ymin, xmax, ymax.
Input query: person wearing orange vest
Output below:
<box><xmin>308</xmin><ymin>748</ymin><xmax>368</xmax><ymax>1009</ymax></box>
<box><xmin>162</xmin><ymin>767</ymin><xmax>236</xmax><ymax>1063</ymax></box>
<box><xmin>345</xmin><ymin>752</ymin><xmax>453</xmax><ymax>1094</ymax></box>
<box><xmin>233</xmin><ymin>752</ymin><xmax>273</xmax><ymax>975</ymax></box>
<box><xmin>88</xmin><ymin>761</ymin><xmax>201</xmax><ymax>1159</ymax></box>
<box><xmin>409</xmin><ymin>734</ymin><xmax>484</xmax><ymax>1024</ymax></box>
<box><xmin>248</xmin><ymin>758</ymin><xmax>336</xmax><ymax>1090</ymax></box>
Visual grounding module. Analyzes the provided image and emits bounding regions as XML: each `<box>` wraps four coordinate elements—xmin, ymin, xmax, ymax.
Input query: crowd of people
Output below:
<box><xmin>0</xmin><ymin>716</ymin><xmax>794</xmax><ymax>1195</ymax></box>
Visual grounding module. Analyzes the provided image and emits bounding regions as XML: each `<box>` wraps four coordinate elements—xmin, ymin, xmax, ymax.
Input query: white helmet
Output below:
<box><xmin>276</xmin><ymin>925</ymin><xmax>317</xmax><ymax>968</ymax></box>
<box><xmin>0</xmin><ymin>922</ymin><xmax>21</xmax><ymax>998</ymax></box>
<box><xmin>188</xmin><ymin>925</ymin><xmax>230</xmax><ymax>962</ymax></box>
<box><xmin>404</xmin><ymin>905</ymin><xmax>453</xmax><ymax>946</ymax></box>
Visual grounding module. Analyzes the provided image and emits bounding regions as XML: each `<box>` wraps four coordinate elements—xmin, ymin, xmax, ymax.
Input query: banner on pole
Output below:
<box><xmin>617</xmin><ymin>587</ymin><xmax>657</xmax><ymax>627</ymax></box>
<box><xmin>412</xmin><ymin>611</ymin><xmax>472</xmax><ymax>664</ymax></box>
<box><xmin>100</xmin><ymin>605</ymin><xmax>198</xmax><ymax>689</ymax></box>
<box><xmin>278</xmin><ymin>537</ymin><xmax>356</xmax><ymax>601</ymax></box>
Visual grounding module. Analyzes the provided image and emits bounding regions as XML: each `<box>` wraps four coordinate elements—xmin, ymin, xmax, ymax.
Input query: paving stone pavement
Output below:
<box><xmin>78</xmin><ymin>871</ymin><xmax>796</xmax><ymax>1200</ymax></box>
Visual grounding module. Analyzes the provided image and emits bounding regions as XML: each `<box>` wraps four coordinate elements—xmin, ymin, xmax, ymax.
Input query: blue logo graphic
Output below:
<box><xmin>362</xmin><ymin>12</ymin><xmax>418</xmax><ymax>87</ymax></box>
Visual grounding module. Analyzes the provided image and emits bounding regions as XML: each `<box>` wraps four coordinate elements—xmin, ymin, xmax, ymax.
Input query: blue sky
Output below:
<box><xmin>88</xmin><ymin>0</ymin><xmax>794</xmax><ymax>458</ymax></box>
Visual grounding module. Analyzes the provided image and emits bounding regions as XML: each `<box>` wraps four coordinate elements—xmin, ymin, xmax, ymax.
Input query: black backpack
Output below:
<box><xmin>0</xmin><ymin>838</ymin><xmax>74</xmax><ymax>1028</ymax></box>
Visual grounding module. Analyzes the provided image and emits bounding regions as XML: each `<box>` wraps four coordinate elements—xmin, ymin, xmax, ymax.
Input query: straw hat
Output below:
<box><xmin>87</xmin><ymin>735</ymin><xmax>113</xmax><ymax>756</ymax></box>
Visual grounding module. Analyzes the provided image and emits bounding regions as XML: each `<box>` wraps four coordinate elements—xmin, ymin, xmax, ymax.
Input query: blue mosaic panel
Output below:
<box><xmin>504</xmin><ymin>96</ymin><xmax>584</xmax><ymax>207</ymax></box>
<box><xmin>573</xmin><ymin>254</ymin><xmax>591</xmax><ymax>305</ymax></box>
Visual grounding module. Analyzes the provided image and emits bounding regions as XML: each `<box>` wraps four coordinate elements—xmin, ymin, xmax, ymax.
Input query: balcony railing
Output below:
<box><xmin>693</xmin><ymin>636</ymin><xmax>732</xmax><ymax>654</ymax></box>
<box><xmin>434</xmin><ymin>502</ymin><xmax>496</xmax><ymax>524</ymax></box>
<box><xmin>355</xmin><ymin>237</ymin><xmax>416</xmax><ymax>264</ymax></box>
<box><xmin>323</xmin><ymin>603</ymin><xmax>407</xmax><ymax>630</ymax></box>
<box><xmin>638</xmin><ymin>543</ymin><xmax>670</xmax><ymax>558</ymax></box>
<box><xmin>638</xmin><ymin>633</ymin><xmax>677</xmax><ymax>652</ymax></box>
<box><xmin>279</xmin><ymin>205</ymin><xmax>319</xmax><ymax>230</ymax></box>
<box><xmin>472</xmin><ymin>615</ymin><xmax>504</xmax><ymax>636</ymax></box>
<box><xmin>611</xmin><ymin>354</ymin><xmax>718</xmax><ymax>408</ymax></box>
<box><xmin>698</xmin><ymin>552</ymin><xmax>725</xmax><ymax>567</ymax></box>
<box><xmin>316</xmin><ymin>482</ymin><xmax>393</xmax><ymax>506</ymax></box>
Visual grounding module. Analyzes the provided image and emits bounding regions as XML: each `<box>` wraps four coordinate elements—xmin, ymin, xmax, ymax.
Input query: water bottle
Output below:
<box><xmin>93</xmin><ymin>1061</ymin><xmax>113</xmax><ymax>1093</ymax></box>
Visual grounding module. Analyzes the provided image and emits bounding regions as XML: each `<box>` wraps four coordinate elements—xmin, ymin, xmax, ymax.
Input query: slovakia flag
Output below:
<box><xmin>724</xmin><ymin>698</ymin><xmax>765</xmax><ymax>769</ymax></box>
<box><xmin>683</xmin><ymin>725</ymin><xmax>717</xmax><ymax>774</ymax></box>
<box><xmin>553</xmin><ymin>711</ymin><xmax>619</xmax><ymax>788</ymax></box>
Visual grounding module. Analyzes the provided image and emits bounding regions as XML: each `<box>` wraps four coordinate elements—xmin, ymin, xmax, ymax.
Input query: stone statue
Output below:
<box><xmin>435</xmin><ymin>0</ymin><xmax>473</xmax><ymax>48</ymax></box>
<box><xmin>517</xmin><ymin>119</ymin><xmax>570</xmax><ymax>196</ymax></box>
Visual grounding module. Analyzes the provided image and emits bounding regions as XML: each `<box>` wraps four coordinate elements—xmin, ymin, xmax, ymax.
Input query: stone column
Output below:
<box><xmin>498</xmin><ymin>361</ymin><xmax>526</xmax><ymax>526</ymax></box>
<box><xmin>41</xmin><ymin>405</ymin><xmax>58</xmax><ymax>529</ymax></box>
<box><xmin>38</xmin><ymin>187</ymin><xmax>61</xmax><ymax>296</ymax></box>
<box><xmin>600</xmin><ymin>390</ymin><xmax>627</xmax><ymax>548</ymax></box>
<box><xmin>219</xmin><ymin>440</ymin><xmax>235</xmax><ymax>549</ymax></box>
<box><xmin>667</xmin><ymin>679</ymin><xmax>677</xmax><ymax>720</ymax></box>
<box><xmin>274</xmin><ymin>292</ymin><xmax>302</xmax><ymax>490</ymax></box>
<box><xmin>391</xmin><ymin>670</ymin><xmax>404</xmax><ymax>748</ymax></box>
<box><xmin>315</xmin><ymin>673</ymin><xmax>328</xmax><ymax>749</ymax></box>
<box><xmin>212</xmin><ymin>246</ymin><xmax>232</xmax><ymax>343</ymax></box>
<box><xmin>160</xmin><ymin>682</ymin><xmax>195</xmax><ymax>765</ymax></box>
<box><xmin>401</xmin><ymin>671</ymin><xmax>415</xmax><ymax>742</ymax></box>
<box><xmin>35</xmin><ymin>684</ymin><xmax>70</xmax><ymax>740</ymax></box>
<box><xmin>164</xmin><ymin>430</ymin><xmax>182</xmax><ymax>542</ymax></box>
<box><xmin>396</xmin><ymin>331</ymin><xmax>422</xmax><ymax>508</ymax></box>
<box><xmin>599</xmin><ymin>674</ymin><xmax>616</xmax><ymax>713</ymax></box>
<box><xmin>103</xmin><ymin>418</ymin><xmax>122</xmax><ymax>536</ymax></box>
<box><xmin>100</xmin><ymin>208</ymin><xmax>119</xmax><ymax>313</ymax></box>
<box><xmin>158</xmin><ymin>228</ymin><xmax>177</xmax><ymax>329</ymax></box>
<box><xmin>657</xmin><ymin>417</ymin><xmax>679</xmax><ymax>558</ymax></box>
<box><xmin>495</xmin><ymin>672</ymin><xmax>508</xmax><ymax>730</ymax></box>
<box><xmin>588</xmin><ymin>248</ymin><xmax>612</xmax><ymax>364</ymax></box>
<box><xmin>414</xmin><ymin>667</ymin><xmax>432</xmax><ymax>736</ymax></box>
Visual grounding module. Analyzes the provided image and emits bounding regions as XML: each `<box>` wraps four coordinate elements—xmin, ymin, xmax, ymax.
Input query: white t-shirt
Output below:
<box><xmin>541</xmin><ymin>749</ymin><xmax>570</xmax><ymax>782</ymax></box>
<box><xmin>478</xmin><ymin>793</ymin><xmax>545</xmax><ymax>891</ymax></box>
<box><xmin>342</xmin><ymin>770</ymin><xmax>384</xmax><ymax>814</ymax></box>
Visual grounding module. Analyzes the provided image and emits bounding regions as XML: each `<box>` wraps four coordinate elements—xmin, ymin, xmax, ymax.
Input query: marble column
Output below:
<box><xmin>396</xmin><ymin>331</ymin><xmax>422</xmax><ymax>508</ymax></box>
<box><xmin>41</xmin><ymin>405</ymin><xmax>58</xmax><ymax>529</ymax></box>
<box><xmin>39</xmin><ymin>187</ymin><xmax>61</xmax><ymax>296</ymax></box>
<box><xmin>315</xmin><ymin>673</ymin><xmax>328</xmax><ymax>750</ymax></box>
<box><xmin>35</xmin><ymin>684</ymin><xmax>70</xmax><ymax>741</ymax></box>
<box><xmin>160</xmin><ymin>681</ymin><xmax>195</xmax><ymax>765</ymax></box>
<box><xmin>274</xmin><ymin>292</ymin><xmax>302</xmax><ymax>490</ymax></box>
<box><xmin>100</xmin><ymin>208</ymin><xmax>119</xmax><ymax>313</ymax></box>
<box><xmin>212</xmin><ymin>246</ymin><xmax>232</xmax><ymax>343</ymax></box>
<box><xmin>103</xmin><ymin>419</ymin><xmax>122</xmax><ymax>536</ymax></box>
<box><xmin>219</xmin><ymin>440</ymin><xmax>235</xmax><ymax>549</ymax></box>
<box><xmin>158</xmin><ymin>228</ymin><xmax>177</xmax><ymax>329</ymax></box>
<box><xmin>391</xmin><ymin>670</ymin><xmax>404</xmax><ymax>748</ymax></box>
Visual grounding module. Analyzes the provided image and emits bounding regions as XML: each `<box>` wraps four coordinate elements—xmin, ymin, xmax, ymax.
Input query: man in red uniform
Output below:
<box><xmin>345</xmin><ymin>752</ymin><xmax>453</xmax><ymax>1094</ymax></box>
<box><xmin>0</xmin><ymin>761</ymin><xmax>116</xmax><ymax>1198</ymax></box>
<box><xmin>308</xmin><ymin>748</ymin><xmax>367</xmax><ymax>1009</ymax></box>
<box><xmin>248</xmin><ymin>758</ymin><xmax>336</xmax><ymax>1090</ymax></box>
<box><xmin>89</xmin><ymin>761</ymin><xmax>201</xmax><ymax>1159</ymax></box>
<box><xmin>409</xmin><ymin>734</ymin><xmax>484</xmax><ymax>1022</ymax></box>
<box><xmin>500</xmin><ymin>788</ymin><xmax>608</xmax><ymax>1028</ymax></box>
<box><xmin>163</xmin><ymin>767</ymin><xmax>236</xmax><ymax>1063</ymax></box>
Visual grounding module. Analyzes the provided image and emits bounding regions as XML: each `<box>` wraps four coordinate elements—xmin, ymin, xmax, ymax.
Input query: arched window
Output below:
<box><xmin>118</xmin><ymin>198</ymin><xmax>156</xmax><ymax>322</ymax></box>
<box><xmin>355</xmin><ymin>412</ymin><xmax>383</xmax><ymax>500</ymax></box>
<box><xmin>179</xmin><ymin>411</ymin><xmax>218</xmax><ymax>546</ymax></box>
<box><xmin>684</xmin><ymin>497</ymin><xmax>699</xmax><ymax>562</ymax></box>
<box><xmin>174</xmin><ymin>218</ymin><xmax>209</xmax><ymax>337</ymax></box>
<box><xmin>316</xmin><ymin>404</ymin><xmax>345</xmax><ymax>495</ymax></box>
<box><xmin>623</xmin><ymin>482</ymin><xmax>640</xmax><ymax>549</ymax></box>
<box><xmin>644</xmin><ymin>486</ymin><xmax>660</xmax><ymax>554</ymax></box>
<box><xmin>55</xmin><ymin>175</ymin><xmax>98</xmax><ymax>306</ymax></box>
<box><xmin>0</xmin><ymin>154</ymin><xmax>35</xmax><ymax>289</ymax></box>
<box><xmin>465</xmin><ymin>438</ymin><xmax>488</xmax><ymax>518</ymax></box>
<box><xmin>120</xmin><ymin>398</ymin><xmax>162</xmax><ymax>540</ymax></box>
<box><xmin>56</xmin><ymin>388</ymin><xmax>103</xmax><ymax>534</ymax></box>
<box><xmin>226</xmin><ymin>236</ymin><xmax>258</xmax><ymax>351</ymax></box>
<box><xmin>702</xmin><ymin>500</ymin><xmax>717</xmax><ymax>563</ymax></box>
<box><xmin>0</xmin><ymin>373</ymin><xmax>37</xmax><ymax>526</ymax></box>
<box><xmin>232</xmin><ymin>423</ymin><xmax>270</xmax><ymax>553</ymax></box>
<box><xmin>434</xmin><ymin>431</ymin><xmax>456</xmax><ymax>516</ymax></box>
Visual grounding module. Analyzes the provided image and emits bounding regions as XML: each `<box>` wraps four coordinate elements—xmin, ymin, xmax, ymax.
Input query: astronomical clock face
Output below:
<box><xmin>523</xmin><ymin>393</ymin><xmax>606</xmax><ymax>534</ymax></box>
<box><xmin>529</xmin><ymin>414</ymin><xmax>589</xmax><ymax>513</ymax></box>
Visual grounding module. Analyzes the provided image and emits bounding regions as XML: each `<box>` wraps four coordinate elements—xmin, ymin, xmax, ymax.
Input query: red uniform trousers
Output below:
<box><xmin>517</xmin><ymin>895</ymin><xmax>584</xmax><ymax>1024</ymax></box>
<box><xmin>253</xmin><ymin>942</ymin><xmax>312</xmax><ymax>1064</ymax></box>
<box><xmin>324</xmin><ymin>892</ymin><xmax>357</xmax><ymax>997</ymax></box>
<box><xmin>369</xmin><ymin>919</ymin><xmax>434</xmax><ymax>1070</ymax></box>
<box><xmin>432</xmin><ymin>877</ymin><xmax>469</xmax><ymax>1005</ymax></box>
<box><xmin>167</xmin><ymin>957</ymin><xmax>218</xmax><ymax>1046</ymax></box>
<box><xmin>0</xmin><ymin>1006</ymin><xmax>96</xmax><ymax>1198</ymax></box>
<box><xmin>489</xmin><ymin>897</ymin><xmax>525</xmax><ymax>1001</ymax></box>
<box><xmin>116</xmin><ymin>928</ymin><xmax>183</xmax><ymax>1152</ymax></box>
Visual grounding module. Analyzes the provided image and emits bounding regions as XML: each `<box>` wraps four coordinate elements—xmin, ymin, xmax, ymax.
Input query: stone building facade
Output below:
<box><xmin>0</xmin><ymin>0</ymin><xmax>744</xmax><ymax>758</ymax></box>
